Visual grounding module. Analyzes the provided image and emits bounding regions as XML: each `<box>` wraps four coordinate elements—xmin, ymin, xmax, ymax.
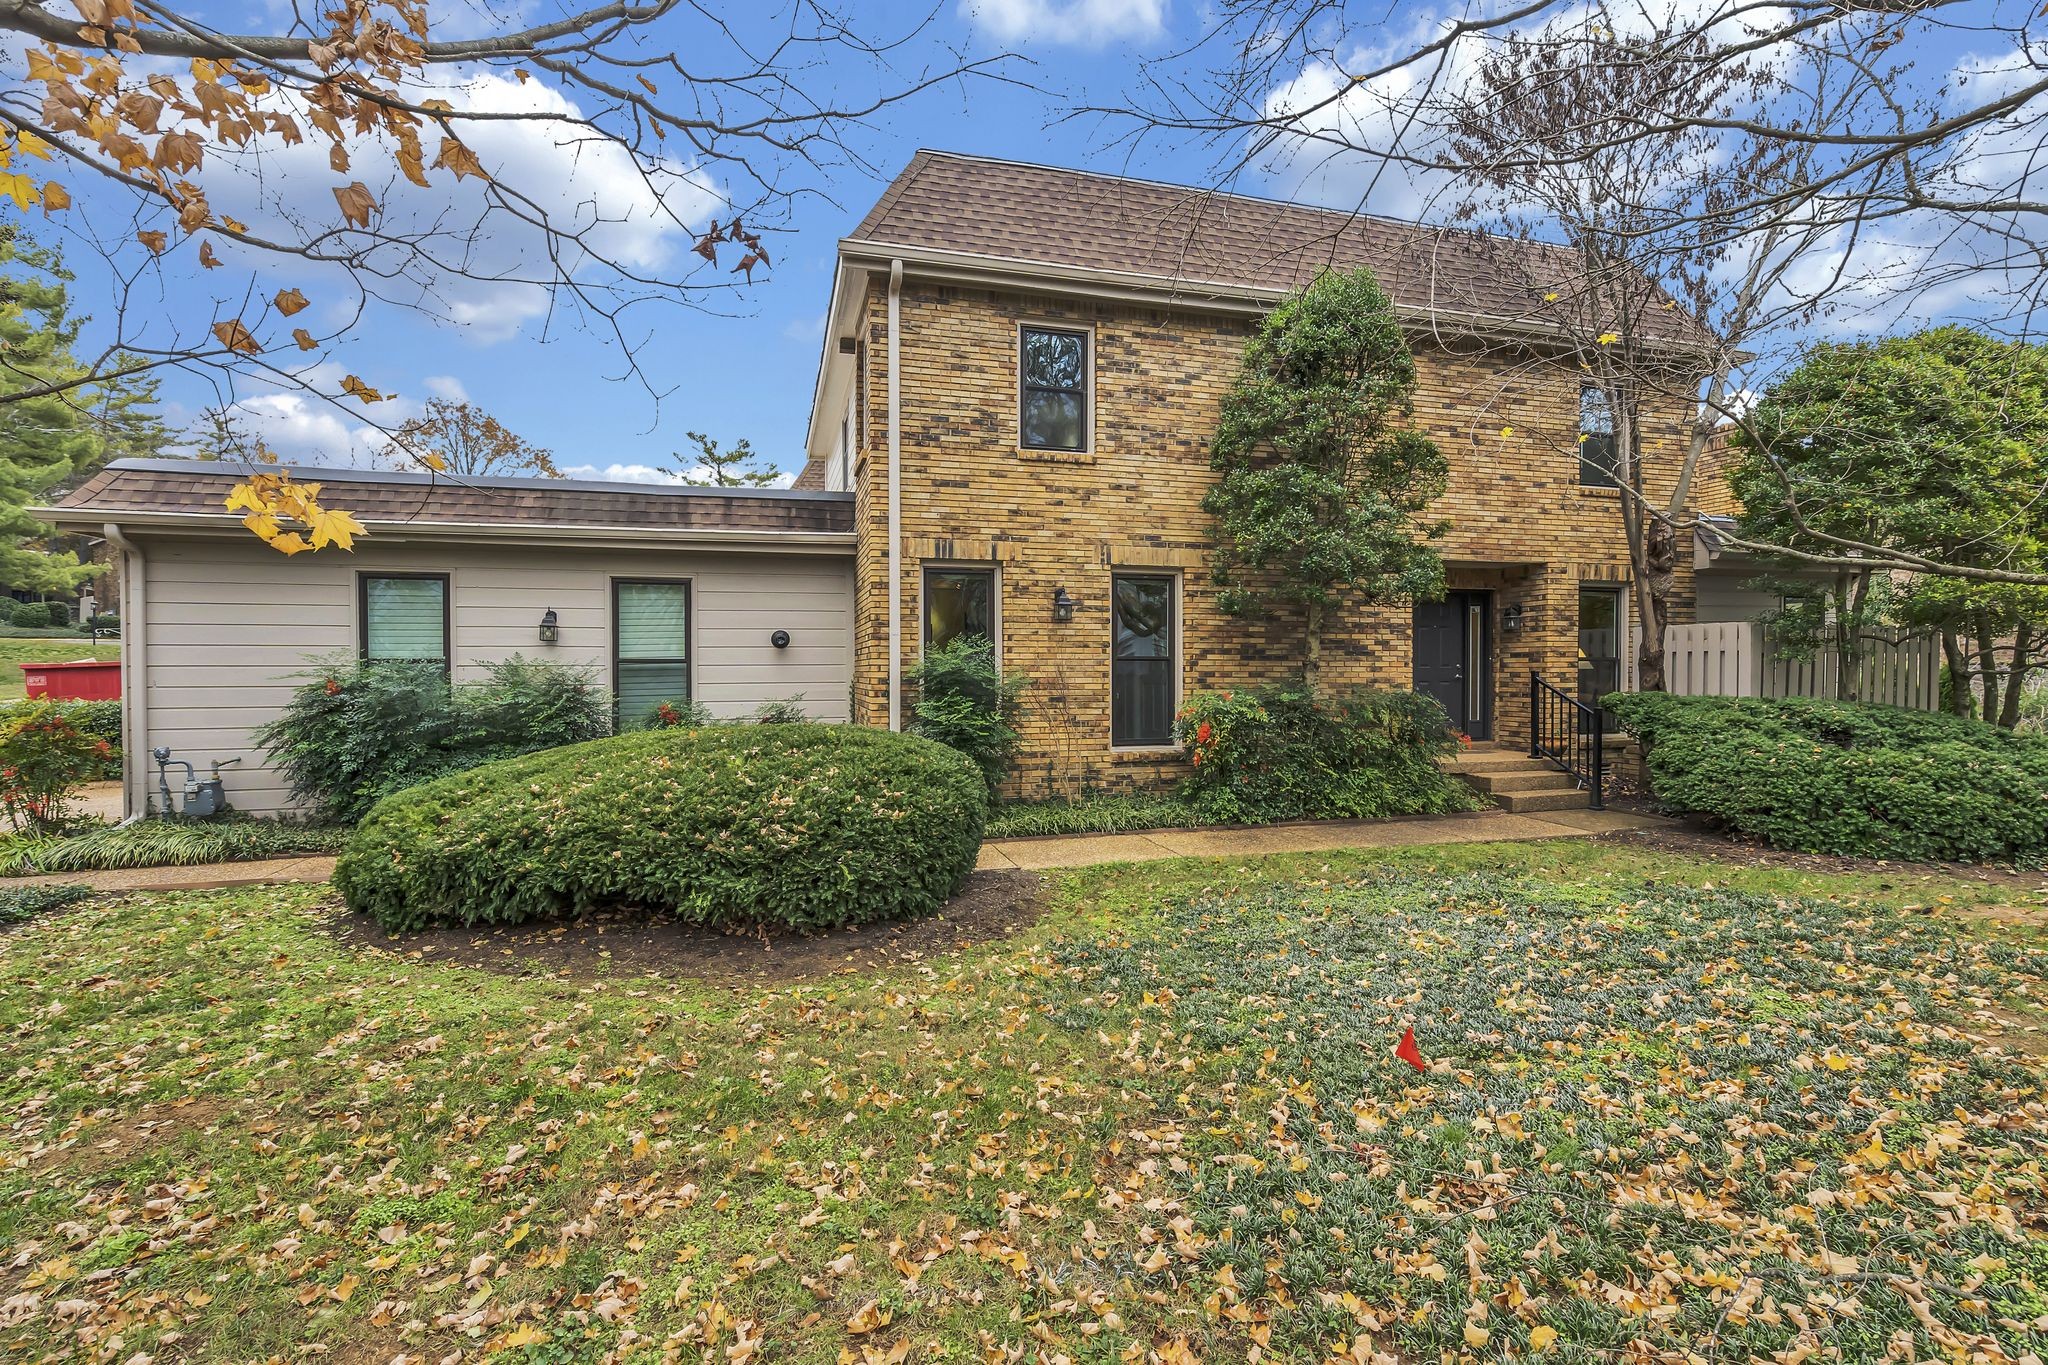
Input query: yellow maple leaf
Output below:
<box><xmin>0</xmin><ymin>173</ymin><xmax>40</xmax><ymax>211</ymax></box>
<box><xmin>308</xmin><ymin>506</ymin><xmax>364</xmax><ymax>551</ymax></box>
<box><xmin>41</xmin><ymin>182</ymin><xmax>69</xmax><ymax>213</ymax></box>
<box><xmin>1529</xmin><ymin>1325</ymin><xmax>1558</xmax><ymax>1351</ymax></box>
<box><xmin>270</xmin><ymin>532</ymin><xmax>312</xmax><ymax>556</ymax></box>
<box><xmin>492</xmin><ymin>1324</ymin><xmax>548</xmax><ymax>1350</ymax></box>
<box><xmin>1597</xmin><ymin>331</ymin><xmax>1620</xmax><ymax>345</ymax></box>
<box><xmin>14</xmin><ymin>129</ymin><xmax>51</xmax><ymax>159</ymax></box>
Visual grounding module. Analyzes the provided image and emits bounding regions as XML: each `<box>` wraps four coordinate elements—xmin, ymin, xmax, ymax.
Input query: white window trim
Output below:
<box><xmin>1016</xmin><ymin>320</ymin><xmax>1096</xmax><ymax>456</ymax></box>
<box><xmin>1107</xmin><ymin>567</ymin><xmax>1181</xmax><ymax>754</ymax></box>
<box><xmin>919</xmin><ymin>562</ymin><xmax>1002</xmax><ymax>667</ymax></box>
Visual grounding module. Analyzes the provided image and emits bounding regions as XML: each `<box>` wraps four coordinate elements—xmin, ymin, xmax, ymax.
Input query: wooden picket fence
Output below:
<box><xmin>1653</xmin><ymin>622</ymin><xmax>1941</xmax><ymax>710</ymax></box>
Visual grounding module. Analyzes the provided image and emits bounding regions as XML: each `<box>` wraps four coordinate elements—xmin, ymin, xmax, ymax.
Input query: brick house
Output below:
<box><xmin>49</xmin><ymin>150</ymin><xmax>1793</xmax><ymax>819</ymax></box>
<box><xmin>793</xmin><ymin>151</ymin><xmax>1709</xmax><ymax>798</ymax></box>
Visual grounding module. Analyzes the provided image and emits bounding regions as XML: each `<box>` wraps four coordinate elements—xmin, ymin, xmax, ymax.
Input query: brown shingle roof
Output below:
<box><xmin>51</xmin><ymin>460</ymin><xmax>853</xmax><ymax>537</ymax></box>
<box><xmin>848</xmin><ymin>151</ymin><xmax>1694</xmax><ymax>334</ymax></box>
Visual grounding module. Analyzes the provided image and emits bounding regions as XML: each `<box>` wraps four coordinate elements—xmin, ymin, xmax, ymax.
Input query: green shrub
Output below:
<box><xmin>751</xmin><ymin>696</ymin><xmax>810</xmax><ymax>725</ymax></box>
<box><xmin>257</xmin><ymin>655</ymin><xmax>610</xmax><ymax>820</ymax></box>
<box><xmin>87</xmin><ymin>613</ymin><xmax>118</xmax><ymax>634</ymax></box>
<box><xmin>652</xmin><ymin>698</ymin><xmax>714</xmax><ymax>728</ymax></box>
<box><xmin>8</xmin><ymin>602</ymin><xmax>51</xmax><ymax>629</ymax></box>
<box><xmin>0</xmin><ymin>703</ymin><xmax>113</xmax><ymax>833</ymax></box>
<box><xmin>42</xmin><ymin>600</ymin><xmax>68</xmax><ymax>627</ymax></box>
<box><xmin>1605</xmin><ymin>693</ymin><xmax>2048</xmax><ymax>861</ymax></box>
<box><xmin>0</xmin><ymin>699</ymin><xmax>120</xmax><ymax>780</ymax></box>
<box><xmin>335</xmin><ymin>723</ymin><xmax>988</xmax><ymax>933</ymax></box>
<box><xmin>907</xmin><ymin>639</ymin><xmax>1025</xmax><ymax>794</ymax></box>
<box><xmin>1173</xmin><ymin>685</ymin><xmax>1478</xmax><ymax>824</ymax></box>
<box><xmin>0</xmin><ymin>882</ymin><xmax>91</xmax><ymax>926</ymax></box>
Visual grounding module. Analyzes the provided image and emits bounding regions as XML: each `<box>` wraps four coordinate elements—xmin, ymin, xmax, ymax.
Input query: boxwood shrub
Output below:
<box><xmin>1605</xmin><ymin>693</ymin><xmax>2048</xmax><ymax>862</ymax></box>
<box><xmin>335</xmin><ymin>723</ymin><xmax>988</xmax><ymax>933</ymax></box>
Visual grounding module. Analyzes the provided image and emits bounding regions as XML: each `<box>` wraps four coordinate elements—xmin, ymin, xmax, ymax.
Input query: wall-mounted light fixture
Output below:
<box><xmin>1051</xmin><ymin>587</ymin><xmax>1077</xmax><ymax>623</ymax></box>
<box><xmin>770</xmin><ymin>629</ymin><xmax>791</xmax><ymax>650</ymax></box>
<box><xmin>538</xmin><ymin>607</ymin><xmax>559</xmax><ymax>644</ymax></box>
<box><xmin>1501</xmin><ymin>604</ymin><xmax>1525</xmax><ymax>633</ymax></box>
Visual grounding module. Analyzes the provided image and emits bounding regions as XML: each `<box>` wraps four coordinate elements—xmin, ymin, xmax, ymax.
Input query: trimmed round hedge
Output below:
<box><xmin>334</xmin><ymin>723</ymin><xmax>988</xmax><ymax>933</ymax></box>
<box><xmin>1606</xmin><ymin>692</ymin><xmax>2048</xmax><ymax>863</ymax></box>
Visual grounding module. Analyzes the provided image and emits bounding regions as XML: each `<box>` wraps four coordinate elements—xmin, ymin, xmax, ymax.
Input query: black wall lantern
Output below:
<box><xmin>1501</xmin><ymin>603</ymin><xmax>1525</xmax><ymax>633</ymax></box>
<box><xmin>1051</xmin><ymin>587</ymin><xmax>1077</xmax><ymax>623</ymax></box>
<box><xmin>538</xmin><ymin>607</ymin><xmax>559</xmax><ymax>644</ymax></box>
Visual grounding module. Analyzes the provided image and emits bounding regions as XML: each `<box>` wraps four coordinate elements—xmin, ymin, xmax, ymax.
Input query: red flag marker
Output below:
<box><xmin>1395</xmin><ymin>1026</ymin><xmax>1426</xmax><ymax>1073</ymax></box>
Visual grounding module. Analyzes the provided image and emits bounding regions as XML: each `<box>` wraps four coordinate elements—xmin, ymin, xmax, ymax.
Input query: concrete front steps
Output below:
<box><xmin>1439</xmin><ymin>743</ymin><xmax>1595</xmax><ymax>812</ymax></box>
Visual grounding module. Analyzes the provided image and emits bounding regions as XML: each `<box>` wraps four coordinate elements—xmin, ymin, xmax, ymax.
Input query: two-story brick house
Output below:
<box><xmin>47</xmin><ymin>149</ymin><xmax>1728</xmax><ymax>818</ymax></box>
<box><xmin>793</xmin><ymin>151</ymin><xmax>1703</xmax><ymax>798</ymax></box>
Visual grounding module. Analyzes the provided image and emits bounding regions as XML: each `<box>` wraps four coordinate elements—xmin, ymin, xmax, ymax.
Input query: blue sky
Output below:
<box><xmin>36</xmin><ymin>0</ymin><xmax>2022</xmax><ymax>482</ymax></box>
<box><xmin>55</xmin><ymin>0</ymin><xmax>1233</xmax><ymax>483</ymax></box>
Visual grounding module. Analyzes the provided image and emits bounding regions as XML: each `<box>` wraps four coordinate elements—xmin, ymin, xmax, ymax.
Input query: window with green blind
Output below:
<box><xmin>614</xmin><ymin>580</ymin><xmax>690</xmax><ymax>729</ymax></box>
<box><xmin>360</xmin><ymin>574</ymin><xmax>448</xmax><ymax>665</ymax></box>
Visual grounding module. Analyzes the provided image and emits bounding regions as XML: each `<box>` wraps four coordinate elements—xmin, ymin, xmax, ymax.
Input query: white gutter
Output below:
<box><xmin>886</xmin><ymin>258</ymin><xmax>904</xmax><ymax>732</ymax></box>
<box><xmin>34</xmin><ymin>509</ymin><xmax>854</xmax><ymax>554</ymax></box>
<box><xmin>101</xmin><ymin>522</ymin><xmax>145</xmax><ymax>824</ymax></box>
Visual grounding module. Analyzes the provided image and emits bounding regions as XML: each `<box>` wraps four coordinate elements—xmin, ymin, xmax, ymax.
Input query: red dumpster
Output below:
<box><xmin>21</xmin><ymin>659</ymin><xmax>121</xmax><ymax>701</ymax></box>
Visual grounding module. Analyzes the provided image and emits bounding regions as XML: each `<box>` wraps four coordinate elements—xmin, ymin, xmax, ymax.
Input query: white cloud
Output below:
<box><xmin>188</xmin><ymin>70</ymin><xmax>724</xmax><ymax>344</ymax></box>
<box><xmin>959</xmin><ymin>0</ymin><xmax>1165</xmax><ymax>47</ymax></box>
<box><xmin>558</xmin><ymin>462</ymin><xmax>689</xmax><ymax>484</ymax></box>
<box><xmin>422</xmin><ymin>375</ymin><xmax>471</xmax><ymax>403</ymax></box>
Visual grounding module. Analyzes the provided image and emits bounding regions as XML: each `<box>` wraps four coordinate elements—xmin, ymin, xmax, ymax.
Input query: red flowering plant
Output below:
<box><xmin>1173</xmin><ymin>688</ymin><xmax>1272</xmax><ymax>781</ymax></box>
<box><xmin>0</xmin><ymin>704</ymin><xmax>110</xmax><ymax>834</ymax></box>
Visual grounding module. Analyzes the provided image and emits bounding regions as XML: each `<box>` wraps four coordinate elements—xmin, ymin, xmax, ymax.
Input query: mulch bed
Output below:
<box><xmin>326</xmin><ymin>869</ymin><xmax>1046</xmax><ymax>984</ymax></box>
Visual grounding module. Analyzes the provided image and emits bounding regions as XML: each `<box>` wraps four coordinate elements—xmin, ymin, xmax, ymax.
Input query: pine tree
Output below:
<box><xmin>673</xmin><ymin>431</ymin><xmax>782</xmax><ymax>487</ymax></box>
<box><xmin>0</xmin><ymin>227</ymin><xmax>106</xmax><ymax>595</ymax></box>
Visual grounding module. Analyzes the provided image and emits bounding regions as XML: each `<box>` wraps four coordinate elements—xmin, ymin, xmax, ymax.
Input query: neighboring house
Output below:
<box><xmin>46</xmin><ymin>150</ymin><xmax>1783</xmax><ymax>817</ymax></box>
<box><xmin>794</xmin><ymin>151</ymin><xmax>1714</xmax><ymax>796</ymax></box>
<box><xmin>43</xmin><ymin>462</ymin><xmax>854</xmax><ymax>814</ymax></box>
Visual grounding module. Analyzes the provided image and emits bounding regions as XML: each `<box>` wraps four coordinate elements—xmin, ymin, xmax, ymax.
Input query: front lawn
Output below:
<box><xmin>2</xmin><ymin>840</ymin><xmax>2045</xmax><ymax>1362</ymax></box>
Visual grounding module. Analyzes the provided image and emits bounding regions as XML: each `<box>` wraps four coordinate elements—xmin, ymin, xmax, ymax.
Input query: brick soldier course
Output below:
<box><xmin>800</xmin><ymin>151</ymin><xmax>1708</xmax><ymax>798</ymax></box>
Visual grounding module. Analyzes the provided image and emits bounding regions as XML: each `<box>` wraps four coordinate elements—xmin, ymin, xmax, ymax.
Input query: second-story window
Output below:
<box><xmin>1579</xmin><ymin>384</ymin><xmax>1619</xmax><ymax>488</ymax></box>
<box><xmin>1020</xmin><ymin>326</ymin><xmax>1088</xmax><ymax>452</ymax></box>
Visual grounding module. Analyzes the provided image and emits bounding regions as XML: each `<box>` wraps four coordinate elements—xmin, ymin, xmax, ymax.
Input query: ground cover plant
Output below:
<box><xmin>1610</xmin><ymin>692</ymin><xmax>2048</xmax><ymax>861</ymax></box>
<box><xmin>0</xmin><ymin>815</ymin><xmax>346</xmax><ymax>875</ymax></box>
<box><xmin>984</xmin><ymin>793</ymin><xmax>1204</xmax><ymax>838</ymax></box>
<box><xmin>335</xmin><ymin>722</ymin><xmax>987</xmax><ymax>932</ymax></box>
<box><xmin>2</xmin><ymin>840</ymin><xmax>2044</xmax><ymax>1362</ymax></box>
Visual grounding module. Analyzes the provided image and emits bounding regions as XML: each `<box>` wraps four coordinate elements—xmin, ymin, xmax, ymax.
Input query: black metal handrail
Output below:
<box><xmin>1529</xmin><ymin>672</ymin><xmax>1604</xmax><ymax>810</ymax></box>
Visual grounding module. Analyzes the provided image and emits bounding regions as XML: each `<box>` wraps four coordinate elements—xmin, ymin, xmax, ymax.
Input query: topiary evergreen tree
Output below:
<box><xmin>1205</xmin><ymin>267</ymin><xmax>1450</xmax><ymax>693</ymax></box>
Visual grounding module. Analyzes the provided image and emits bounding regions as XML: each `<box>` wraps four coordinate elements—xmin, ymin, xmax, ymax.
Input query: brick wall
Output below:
<box><xmin>852</xmin><ymin>275</ymin><xmax>1699</xmax><ymax>797</ymax></box>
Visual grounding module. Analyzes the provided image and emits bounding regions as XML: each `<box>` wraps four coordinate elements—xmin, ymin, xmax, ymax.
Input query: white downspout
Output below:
<box><xmin>102</xmin><ymin>522</ymin><xmax>146</xmax><ymax>824</ymax></box>
<box><xmin>886</xmin><ymin>258</ymin><xmax>904</xmax><ymax>732</ymax></box>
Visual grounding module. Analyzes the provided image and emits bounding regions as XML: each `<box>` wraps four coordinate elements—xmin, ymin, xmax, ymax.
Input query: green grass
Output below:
<box><xmin>0</xmin><ymin>638</ymin><xmax>118</xmax><ymax>701</ymax></box>
<box><xmin>0</xmin><ymin>838</ymin><xmax>2044</xmax><ymax>1362</ymax></box>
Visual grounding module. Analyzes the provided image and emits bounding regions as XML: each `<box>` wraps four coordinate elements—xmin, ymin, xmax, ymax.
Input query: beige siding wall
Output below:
<box><xmin>130</xmin><ymin>534</ymin><xmax>854</xmax><ymax>815</ymax></box>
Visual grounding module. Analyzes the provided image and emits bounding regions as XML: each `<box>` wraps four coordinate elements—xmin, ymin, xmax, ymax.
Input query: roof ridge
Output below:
<box><xmin>862</xmin><ymin>148</ymin><xmax>1478</xmax><ymax>243</ymax></box>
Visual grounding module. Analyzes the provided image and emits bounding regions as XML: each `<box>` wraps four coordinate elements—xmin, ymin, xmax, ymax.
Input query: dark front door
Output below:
<box><xmin>1412</xmin><ymin>593</ymin><xmax>1491</xmax><ymax>739</ymax></box>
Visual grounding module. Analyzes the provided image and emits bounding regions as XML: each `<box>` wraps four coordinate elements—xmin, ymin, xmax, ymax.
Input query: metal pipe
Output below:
<box><xmin>886</xmin><ymin>257</ymin><xmax>904</xmax><ymax>732</ymax></box>
<box><xmin>102</xmin><ymin>522</ymin><xmax>146</xmax><ymax>824</ymax></box>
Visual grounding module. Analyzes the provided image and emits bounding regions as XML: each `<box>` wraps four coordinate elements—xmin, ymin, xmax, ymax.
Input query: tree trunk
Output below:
<box><xmin>1999</xmin><ymin>622</ymin><xmax>2033</xmax><ymax>728</ymax></box>
<box><xmin>1835</xmin><ymin>569</ymin><xmax>1870</xmax><ymax>702</ymax></box>
<box><xmin>1303</xmin><ymin>599</ymin><xmax>1324</xmax><ymax>698</ymax></box>
<box><xmin>1974</xmin><ymin>612</ymin><xmax>2002</xmax><ymax>722</ymax></box>
<box><xmin>1941</xmin><ymin>626</ymin><xmax>1974</xmax><ymax>718</ymax></box>
<box><xmin>1637</xmin><ymin>515</ymin><xmax>1676</xmax><ymax>693</ymax></box>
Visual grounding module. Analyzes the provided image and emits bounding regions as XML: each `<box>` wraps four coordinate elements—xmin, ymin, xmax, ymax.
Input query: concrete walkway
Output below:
<box><xmin>0</xmin><ymin>807</ymin><xmax>1670</xmax><ymax>894</ymax></box>
<box><xmin>975</xmin><ymin>806</ymin><xmax>1670</xmax><ymax>870</ymax></box>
